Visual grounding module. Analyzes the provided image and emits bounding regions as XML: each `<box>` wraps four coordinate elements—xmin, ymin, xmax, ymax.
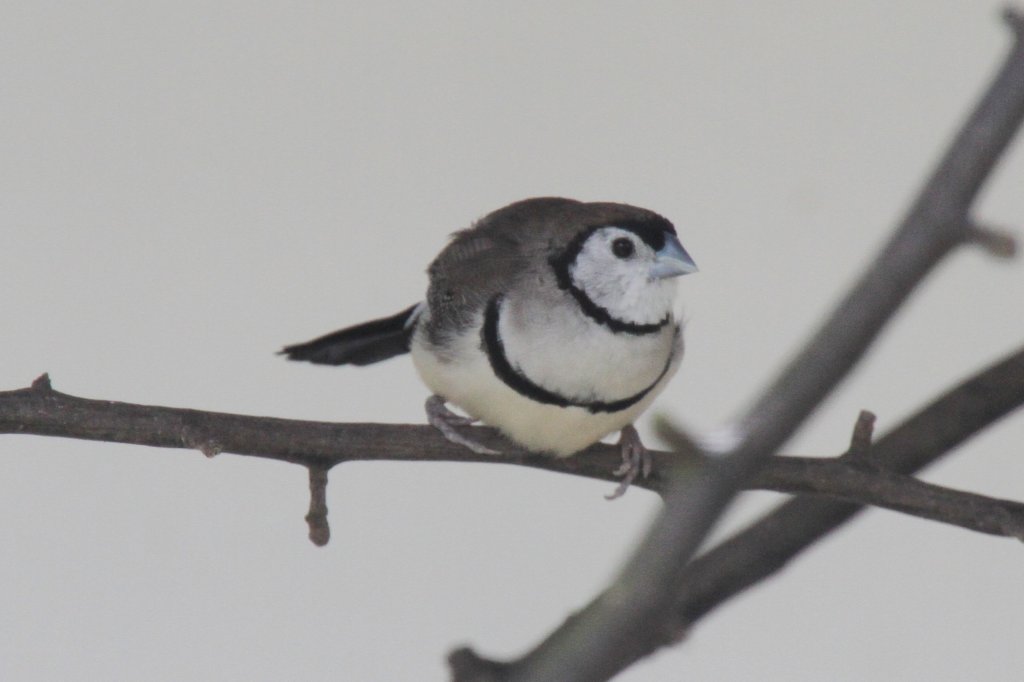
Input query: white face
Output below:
<box><xmin>569</xmin><ymin>226</ymin><xmax>678</xmax><ymax>326</ymax></box>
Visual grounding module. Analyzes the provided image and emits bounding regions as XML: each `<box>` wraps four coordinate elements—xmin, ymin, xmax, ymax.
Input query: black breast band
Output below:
<box><xmin>480</xmin><ymin>295</ymin><xmax>675</xmax><ymax>414</ymax></box>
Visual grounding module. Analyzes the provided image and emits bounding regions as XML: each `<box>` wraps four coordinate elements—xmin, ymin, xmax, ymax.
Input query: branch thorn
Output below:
<box><xmin>843</xmin><ymin>410</ymin><xmax>876</xmax><ymax>459</ymax></box>
<box><xmin>966</xmin><ymin>223</ymin><xmax>1018</xmax><ymax>259</ymax></box>
<box><xmin>306</xmin><ymin>464</ymin><xmax>331</xmax><ymax>547</ymax></box>
<box><xmin>1003</xmin><ymin>6</ymin><xmax>1024</xmax><ymax>37</ymax></box>
<box><xmin>181</xmin><ymin>427</ymin><xmax>223</xmax><ymax>458</ymax></box>
<box><xmin>30</xmin><ymin>373</ymin><xmax>53</xmax><ymax>392</ymax></box>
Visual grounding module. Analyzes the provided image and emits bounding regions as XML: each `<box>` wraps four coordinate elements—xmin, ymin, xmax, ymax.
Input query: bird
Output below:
<box><xmin>281</xmin><ymin>197</ymin><xmax>697</xmax><ymax>497</ymax></box>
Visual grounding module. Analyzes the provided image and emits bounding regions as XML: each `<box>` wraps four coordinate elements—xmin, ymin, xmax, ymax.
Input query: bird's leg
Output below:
<box><xmin>605</xmin><ymin>424</ymin><xmax>652</xmax><ymax>500</ymax></box>
<box><xmin>425</xmin><ymin>395</ymin><xmax>501</xmax><ymax>455</ymax></box>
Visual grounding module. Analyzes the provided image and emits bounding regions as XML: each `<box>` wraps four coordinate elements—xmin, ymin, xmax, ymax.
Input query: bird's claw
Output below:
<box><xmin>606</xmin><ymin>424</ymin><xmax>652</xmax><ymax>500</ymax></box>
<box><xmin>425</xmin><ymin>395</ymin><xmax>500</xmax><ymax>455</ymax></box>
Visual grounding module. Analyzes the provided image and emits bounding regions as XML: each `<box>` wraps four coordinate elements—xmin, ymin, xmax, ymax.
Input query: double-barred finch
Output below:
<box><xmin>282</xmin><ymin>197</ymin><xmax>697</xmax><ymax>497</ymax></box>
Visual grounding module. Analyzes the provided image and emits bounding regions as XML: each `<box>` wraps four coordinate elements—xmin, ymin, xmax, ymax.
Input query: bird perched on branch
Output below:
<box><xmin>281</xmin><ymin>197</ymin><xmax>697</xmax><ymax>497</ymax></box>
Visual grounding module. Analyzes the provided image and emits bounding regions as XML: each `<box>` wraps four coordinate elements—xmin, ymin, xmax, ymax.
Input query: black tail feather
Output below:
<box><xmin>280</xmin><ymin>303</ymin><xmax>421</xmax><ymax>366</ymax></box>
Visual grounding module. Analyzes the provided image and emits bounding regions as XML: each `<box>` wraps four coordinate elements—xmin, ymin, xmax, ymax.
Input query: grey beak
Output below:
<box><xmin>650</xmin><ymin>234</ymin><xmax>698</xmax><ymax>279</ymax></box>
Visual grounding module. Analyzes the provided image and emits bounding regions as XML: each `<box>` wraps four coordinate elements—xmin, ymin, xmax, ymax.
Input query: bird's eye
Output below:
<box><xmin>611</xmin><ymin>238</ymin><xmax>635</xmax><ymax>259</ymax></box>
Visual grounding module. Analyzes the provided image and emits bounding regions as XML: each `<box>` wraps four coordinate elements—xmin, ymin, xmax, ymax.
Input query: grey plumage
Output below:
<box><xmin>421</xmin><ymin>197</ymin><xmax>681</xmax><ymax>344</ymax></box>
<box><xmin>282</xmin><ymin>197</ymin><xmax>696</xmax><ymax>493</ymax></box>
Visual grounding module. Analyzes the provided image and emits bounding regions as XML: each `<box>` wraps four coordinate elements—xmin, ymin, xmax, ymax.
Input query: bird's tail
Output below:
<box><xmin>280</xmin><ymin>303</ymin><xmax>422</xmax><ymax>366</ymax></box>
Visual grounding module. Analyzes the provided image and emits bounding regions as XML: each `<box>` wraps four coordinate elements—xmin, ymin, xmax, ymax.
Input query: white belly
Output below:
<box><xmin>410</xmin><ymin>305</ymin><xmax>681</xmax><ymax>456</ymax></box>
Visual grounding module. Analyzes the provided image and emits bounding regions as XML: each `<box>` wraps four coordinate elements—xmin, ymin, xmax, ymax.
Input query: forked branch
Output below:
<box><xmin>457</xmin><ymin>9</ymin><xmax>1024</xmax><ymax>681</ymax></box>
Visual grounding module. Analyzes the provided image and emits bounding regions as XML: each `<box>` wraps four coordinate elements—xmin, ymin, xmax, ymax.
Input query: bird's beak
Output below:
<box><xmin>650</xmin><ymin>234</ymin><xmax>698</xmax><ymax>279</ymax></box>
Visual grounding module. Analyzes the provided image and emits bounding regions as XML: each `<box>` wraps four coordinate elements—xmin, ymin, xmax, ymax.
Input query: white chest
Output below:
<box><xmin>409</xmin><ymin>296</ymin><xmax>681</xmax><ymax>456</ymax></box>
<box><xmin>498</xmin><ymin>294</ymin><xmax>676</xmax><ymax>401</ymax></box>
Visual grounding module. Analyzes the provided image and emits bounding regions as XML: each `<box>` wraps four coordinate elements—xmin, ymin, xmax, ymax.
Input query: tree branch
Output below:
<box><xmin>676</xmin><ymin>338</ymin><xmax>1024</xmax><ymax>625</ymax></box>
<box><xmin>456</xmin><ymin>9</ymin><xmax>1024</xmax><ymax>680</ymax></box>
<box><xmin>755</xmin><ymin>456</ymin><xmax>1024</xmax><ymax>542</ymax></box>
<box><xmin>3</xmin><ymin>356</ymin><xmax>1024</xmax><ymax>541</ymax></box>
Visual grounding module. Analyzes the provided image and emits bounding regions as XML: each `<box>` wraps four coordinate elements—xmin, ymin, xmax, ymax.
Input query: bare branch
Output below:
<box><xmin>677</xmin><ymin>340</ymin><xmax>1024</xmax><ymax>626</ymax></box>
<box><xmin>1</xmin><ymin>345</ymin><xmax>1023</xmax><ymax>682</ymax></box>
<box><xmin>465</xmin><ymin>11</ymin><xmax>1024</xmax><ymax>681</ymax></box>
<box><xmin>0</xmin><ymin>376</ymin><xmax>550</xmax><ymax>470</ymax></box>
<box><xmin>4</xmin><ymin>363</ymin><xmax>1024</xmax><ymax>542</ymax></box>
<box><xmin>306</xmin><ymin>465</ymin><xmax>331</xmax><ymax>547</ymax></box>
<box><xmin>966</xmin><ymin>223</ymin><xmax>1019</xmax><ymax>258</ymax></box>
<box><xmin>755</xmin><ymin>456</ymin><xmax>1024</xmax><ymax>541</ymax></box>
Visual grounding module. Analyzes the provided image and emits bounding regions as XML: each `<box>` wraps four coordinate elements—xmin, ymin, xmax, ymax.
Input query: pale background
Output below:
<box><xmin>3</xmin><ymin>2</ymin><xmax>1023</xmax><ymax>680</ymax></box>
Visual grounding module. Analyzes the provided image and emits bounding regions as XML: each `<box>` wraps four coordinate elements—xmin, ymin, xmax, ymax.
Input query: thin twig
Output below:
<box><xmin>306</xmin><ymin>465</ymin><xmax>331</xmax><ymax>547</ymax></box>
<box><xmin>966</xmin><ymin>223</ymin><xmax>1019</xmax><ymax>258</ymax></box>
<box><xmin>1</xmin><ymin>351</ymin><xmax>1023</xmax><ymax>682</ymax></box>
<box><xmin>755</xmin><ymin>456</ymin><xmax>1024</xmax><ymax>541</ymax></box>
<box><xmin>676</xmin><ymin>340</ymin><xmax>1024</xmax><ymax>626</ymax></box>
<box><xmin>2</xmin><ymin>366</ymin><xmax>1023</xmax><ymax>540</ymax></box>
<box><xmin>842</xmin><ymin>410</ymin><xmax>876</xmax><ymax>459</ymax></box>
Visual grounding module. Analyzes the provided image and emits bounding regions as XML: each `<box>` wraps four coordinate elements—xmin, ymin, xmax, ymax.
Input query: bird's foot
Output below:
<box><xmin>606</xmin><ymin>424</ymin><xmax>652</xmax><ymax>500</ymax></box>
<box><xmin>425</xmin><ymin>395</ymin><xmax>501</xmax><ymax>455</ymax></box>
